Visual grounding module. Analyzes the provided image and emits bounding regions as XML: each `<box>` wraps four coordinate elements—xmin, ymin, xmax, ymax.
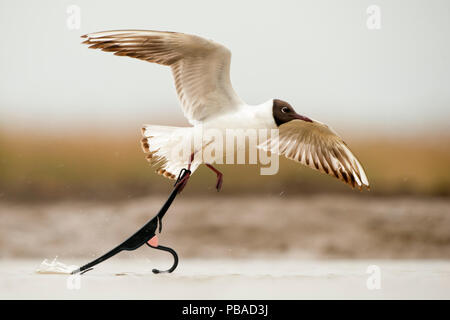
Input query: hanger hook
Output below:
<box><xmin>146</xmin><ymin>242</ymin><xmax>179</xmax><ymax>274</ymax></box>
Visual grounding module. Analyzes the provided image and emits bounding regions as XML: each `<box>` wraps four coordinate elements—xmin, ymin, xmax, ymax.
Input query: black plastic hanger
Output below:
<box><xmin>71</xmin><ymin>168</ymin><xmax>190</xmax><ymax>275</ymax></box>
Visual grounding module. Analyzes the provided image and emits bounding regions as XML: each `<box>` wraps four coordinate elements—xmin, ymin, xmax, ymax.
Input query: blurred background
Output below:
<box><xmin>0</xmin><ymin>0</ymin><xmax>449</xmax><ymax>260</ymax></box>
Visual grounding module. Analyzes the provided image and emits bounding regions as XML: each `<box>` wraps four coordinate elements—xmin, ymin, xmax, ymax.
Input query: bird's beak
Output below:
<box><xmin>293</xmin><ymin>113</ymin><xmax>313</xmax><ymax>123</ymax></box>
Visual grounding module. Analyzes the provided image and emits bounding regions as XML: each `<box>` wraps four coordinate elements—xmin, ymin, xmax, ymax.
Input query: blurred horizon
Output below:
<box><xmin>1</xmin><ymin>130</ymin><xmax>449</xmax><ymax>202</ymax></box>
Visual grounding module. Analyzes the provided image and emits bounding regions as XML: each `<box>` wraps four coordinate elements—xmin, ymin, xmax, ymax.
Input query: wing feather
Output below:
<box><xmin>259</xmin><ymin>119</ymin><xmax>370</xmax><ymax>190</ymax></box>
<box><xmin>81</xmin><ymin>30</ymin><xmax>243</xmax><ymax>123</ymax></box>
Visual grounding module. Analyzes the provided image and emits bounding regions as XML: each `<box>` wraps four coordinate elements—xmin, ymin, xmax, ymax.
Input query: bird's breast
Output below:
<box><xmin>202</xmin><ymin>105</ymin><xmax>276</xmax><ymax>131</ymax></box>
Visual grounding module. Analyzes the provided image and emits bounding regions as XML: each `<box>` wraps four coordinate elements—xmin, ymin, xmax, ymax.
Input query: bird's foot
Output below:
<box><xmin>174</xmin><ymin>169</ymin><xmax>191</xmax><ymax>193</ymax></box>
<box><xmin>215</xmin><ymin>172</ymin><xmax>223</xmax><ymax>192</ymax></box>
<box><xmin>205</xmin><ymin>164</ymin><xmax>223</xmax><ymax>192</ymax></box>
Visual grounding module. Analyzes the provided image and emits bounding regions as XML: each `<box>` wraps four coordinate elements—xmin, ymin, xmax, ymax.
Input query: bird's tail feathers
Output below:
<box><xmin>141</xmin><ymin>125</ymin><xmax>198</xmax><ymax>179</ymax></box>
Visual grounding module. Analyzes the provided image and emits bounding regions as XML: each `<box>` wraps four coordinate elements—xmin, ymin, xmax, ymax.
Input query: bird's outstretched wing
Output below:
<box><xmin>259</xmin><ymin>119</ymin><xmax>370</xmax><ymax>190</ymax></box>
<box><xmin>81</xmin><ymin>30</ymin><xmax>243</xmax><ymax>123</ymax></box>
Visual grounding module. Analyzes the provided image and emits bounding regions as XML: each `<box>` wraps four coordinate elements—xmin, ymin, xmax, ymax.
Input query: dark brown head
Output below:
<box><xmin>272</xmin><ymin>99</ymin><xmax>312</xmax><ymax>126</ymax></box>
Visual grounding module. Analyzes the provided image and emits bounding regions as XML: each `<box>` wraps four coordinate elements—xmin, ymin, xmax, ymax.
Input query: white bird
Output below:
<box><xmin>81</xmin><ymin>30</ymin><xmax>370</xmax><ymax>192</ymax></box>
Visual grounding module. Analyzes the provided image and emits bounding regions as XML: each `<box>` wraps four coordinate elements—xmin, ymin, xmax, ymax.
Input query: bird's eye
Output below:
<box><xmin>281</xmin><ymin>107</ymin><xmax>289</xmax><ymax>113</ymax></box>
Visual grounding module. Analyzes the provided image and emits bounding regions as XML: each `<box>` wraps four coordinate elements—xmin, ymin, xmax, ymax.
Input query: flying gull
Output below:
<box><xmin>81</xmin><ymin>30</ymin><xmax>369</xmax><ymax>192</ymax></box>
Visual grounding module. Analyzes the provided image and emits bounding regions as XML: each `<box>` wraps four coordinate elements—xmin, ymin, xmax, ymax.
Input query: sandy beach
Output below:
<box><xmin>1</xmin><ymin>195</ymin><xmax>449</xmax><ymax>299</ymax></box>
<box><xmin>1</xmin><ymin>258</ymin><xmax>449</xmax><ymax>299</ymax></box>
<box><xmin>2</xmin><ymin>195</ymin><xmax>450</xmax><ymax>259</ymax></box>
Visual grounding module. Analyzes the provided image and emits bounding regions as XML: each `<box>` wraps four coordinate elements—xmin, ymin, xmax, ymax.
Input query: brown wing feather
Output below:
<box><xmin>259</xmin><ymin>119</ymin><xmax>370</xmax><ymax>190</ymax></box>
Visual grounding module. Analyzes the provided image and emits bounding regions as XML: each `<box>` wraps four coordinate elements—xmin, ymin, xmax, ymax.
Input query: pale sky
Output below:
<box><xmin>0</xmin><ymin>0</ymin><xmax>449</xmax><ymax>135</ymax></box>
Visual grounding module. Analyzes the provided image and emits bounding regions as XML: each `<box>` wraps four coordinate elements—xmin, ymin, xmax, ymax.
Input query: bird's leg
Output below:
<box><xmin>174</xmin><ymin>152</ymin><xmax>195</xmax><ymax>193</ymax></box>
<box><xmin>205</xmin><ymin>163</ymin><xmax>223</xmax><ymax>192</ymax></box>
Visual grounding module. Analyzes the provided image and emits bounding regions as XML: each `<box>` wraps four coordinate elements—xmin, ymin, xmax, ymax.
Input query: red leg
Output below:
<box><xmin>205</xmin><ymin>164</ymin><xmax>223</xmax><ymax>192</ymax></box>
